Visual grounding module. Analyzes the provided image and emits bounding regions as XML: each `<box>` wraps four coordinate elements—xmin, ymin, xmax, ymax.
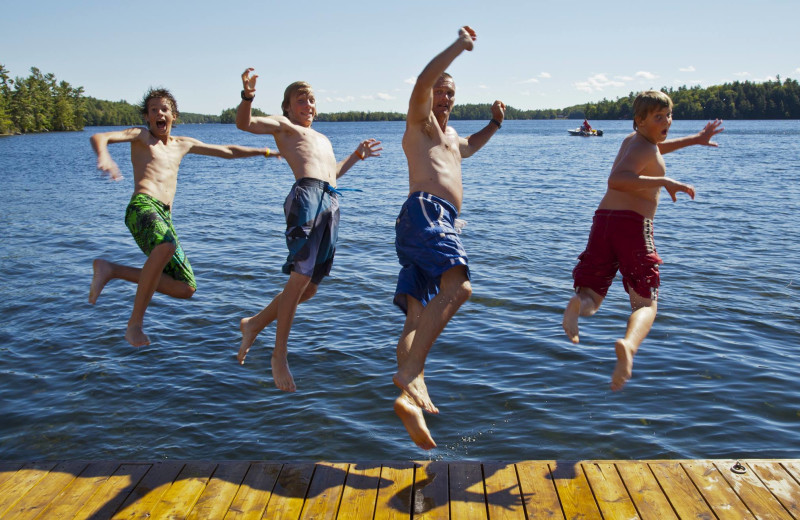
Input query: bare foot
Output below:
<box><xmin>237</xmin><ymin>317</ymin><xmax>258</xmax><ymax>365</ymax></box>
<box><xmin>610</xmin><ymin>339</ymin><xmax>635</xmax><ymax>391</ymax></box>
<box><xmin>394</xmin><ymin>394</ymin><xmax>437</xmax><ymax>450</ymax></box>
<box><xmin>393</xmin><ymin>371</ymin><xmax>438</xmax><ymax>414</ymax></box>
<box><xmin>562</xmin><ymin>295</ymin><xmax>582</xmax><ymax>344</ymax></box>
<box><xmin>89</xmin><ymin>259</ymin><xmax>112</xmax><ymax>304</ymax></box>
<box><xmin>125</xmin><ymin>323</ymin><xmax>150</xmax><ymax>348</ymax></box>
<box><xmin>271</xmin><ymin>354</ymin><xmax>296</xmax><ymax>392</ymax></box>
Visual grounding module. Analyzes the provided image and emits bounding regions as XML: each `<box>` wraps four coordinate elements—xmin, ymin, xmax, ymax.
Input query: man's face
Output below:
<box><xmin>432</xmin><ymin>77</ymin><xmax>456</xmax><ymax>118</ymax></box>
<box><xmin>289</xmin><ymin>90</ymin><xmax>316</xmax><ymax>127</ymax></box>
<box><xmin>146</xmin><ymin>98</ymin><xmax>174</xmax><ymax>136</ymax></box>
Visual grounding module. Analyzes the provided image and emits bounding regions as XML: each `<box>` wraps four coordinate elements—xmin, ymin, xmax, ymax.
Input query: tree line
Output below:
<box><xmin>3</xmin><ymin>63</ymin><xmax>799</xmax><ymax>135</ymax></box>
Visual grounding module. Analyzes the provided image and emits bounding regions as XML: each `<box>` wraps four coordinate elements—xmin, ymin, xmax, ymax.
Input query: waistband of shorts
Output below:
<box><xmin>130</xmin><ymin>192</ymin><xmax>171</xmax><ymax>211</ymax></box>
<box><xmin>295</xmin><ymin>177</ymin><xmax>338</xmax><ymax>195</ymax></box>
<box><xmin>407</xmin><ymin>191</ymin><xmax>459</xmax><ymax>217</ymax></box>
<box><xmin>594</xmin><ymin>209</ymin><xmax>652</xmax><ymax>224</ymax></box>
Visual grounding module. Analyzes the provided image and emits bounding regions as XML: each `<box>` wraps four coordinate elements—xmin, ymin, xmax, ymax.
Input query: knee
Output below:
<box><xmin>177</xmin><ymin>284</ymin><xmax>196</xmax><ymax>300</ymax></box>
<box><xmin>300</xmin><ymin>284</ymin><xmax>318</xmax><ymax>302</ymax></box>
<box><xmin>453</xmin><ymin>280</ymin><xmax>472</xmax><ymax>305</ymax></box>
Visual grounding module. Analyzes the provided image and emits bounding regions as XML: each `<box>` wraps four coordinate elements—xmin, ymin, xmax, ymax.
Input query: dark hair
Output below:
<box><xmin>140</xmin><ymin>88</ymin><xmax>179</xmax><ymax>120</ymax></box>
<box><xmin>281</xmin><ymin>81</ymin><xmax>315</xmax><ymax>118</ymax></box>
<box><xmin>632</xmin><ymin>90</ymin><xmax>672</xmax><ymax>130</ymax></box>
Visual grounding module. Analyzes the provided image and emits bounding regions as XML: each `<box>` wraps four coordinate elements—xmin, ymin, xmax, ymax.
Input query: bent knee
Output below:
<box><xmin>454</xmin><ymin>280</ymin><xmax>472</xmax><ymax>304</ymax></box>
<box><xmin>178</xmin><ymin>285</ymin><xmax>196</xmax><ymax>299</ymax></box>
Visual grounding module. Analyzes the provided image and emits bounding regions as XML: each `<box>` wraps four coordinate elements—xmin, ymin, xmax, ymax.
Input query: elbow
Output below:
<box><xmin>235</xmin><ymin>120</ymin><xmax>247</xmax><ymax>131</ymax></box>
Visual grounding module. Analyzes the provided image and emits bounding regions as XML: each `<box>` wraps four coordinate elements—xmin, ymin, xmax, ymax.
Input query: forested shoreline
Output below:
<box><xmin>2</xmin><ymin>64</ymin><xmax>799</xmax><ymax>135</ymax></box>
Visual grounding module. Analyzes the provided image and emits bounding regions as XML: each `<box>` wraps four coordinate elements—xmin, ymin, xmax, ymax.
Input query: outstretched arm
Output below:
<box><xmin>335</xmin><ymin>138</ymin><xmax>382</xmax><ymax>178</ymax></box>
<box><xmin>608</xmin><ymin>146</ymin><xmax>695</xmax><ymax>202</ymax></box>
<box><xmin>183</xmin><ymin>137</ymin><xmax>280</xmax><ymax>160</ymax></box>
<box><xmin>407</xmin><ymin>26</ymin><xmax>476</xmax><ymax>125</ymax></box>
<box><xmin>658</xmin><ymin>119</ymin><xmax>724</xmax><ymax>154</ymax></box>
<box><xmin>90</xmin><ymin>127</ymin><xmax>144</xmax><ymax>180</ymax></box>
<box><xmin>461</xmin><ymin>100</ymin><xmax>505</xmax><ymax>158</ymax></box>
<box><xmin>236</xmin><ymin>68</ymin><xmax>282</xmax><ymax>135</ymax></box>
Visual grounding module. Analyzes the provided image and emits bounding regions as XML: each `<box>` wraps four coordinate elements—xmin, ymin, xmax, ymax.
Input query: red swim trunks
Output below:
<box><xmin>572</xmin><ymin>209</ymin><xmax>663</xmax><ymax>300</ymax></box>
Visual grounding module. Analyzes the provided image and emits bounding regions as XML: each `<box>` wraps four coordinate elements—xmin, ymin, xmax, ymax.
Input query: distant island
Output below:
<box><xmin>2</xmin><ymin>64</ymin><xmax>799</xmax><ymax>135</ymax></box>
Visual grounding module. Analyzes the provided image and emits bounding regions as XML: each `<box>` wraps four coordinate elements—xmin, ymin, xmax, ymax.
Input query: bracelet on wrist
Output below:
<box><xmin>490</xmin><ymin>118</ymin><xmax>502</xmax><ymax>129</ymax></box>
<box><xmin>356</xmin><ymin>150</ymin><xmax>365</xmax><ymax>160</ymax></box>
<box><xmin>241</xmin><ymin>89</ymin><xmax>255</xmax><ymax>101</ymax></box>
<box><xmin>265</xmin><ymin>148</ymin><xmax>271</xmax><ymax>158</ymax></box>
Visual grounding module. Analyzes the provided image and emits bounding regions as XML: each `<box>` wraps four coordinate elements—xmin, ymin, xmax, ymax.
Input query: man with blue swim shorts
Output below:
<box><xmin>392</xmin><ymin>26</ymin><xmax>505</xmax><ymax>450</ymax></box>
<box><xmin>89</xmin><ymin>88</ymin><xmax>274</xmax><ymax>348</ymax></box>
<box><xmin>234</xmin><ymin>69</ymin><xmax>382</xmax><ymax>393</ymax></box>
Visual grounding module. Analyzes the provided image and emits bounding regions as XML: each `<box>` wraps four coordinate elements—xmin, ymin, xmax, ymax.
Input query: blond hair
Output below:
<box><xmin>632</xmin><ymin>90</ymin><xmax>673</xmax><ymax>130</ymax></box>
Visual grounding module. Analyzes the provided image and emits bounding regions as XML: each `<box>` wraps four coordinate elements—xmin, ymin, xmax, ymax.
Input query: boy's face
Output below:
<box><xmin>432</xmin><ymin>77</ymin><xmax>456</xmax><ymax>119</ymax></box>
<box><xmin>636</xmin><ymin>106</ymin><xmax>672</xmax><ymax>143</ymax></box>
<box><xmin>288</xmin><ymin>90</ymin><xmax>316</xmax><ymax>127</ymax></box>
<box><xmin>146</xmin><ymin>98</ymin><xmax>175</xmax><ymax>137</ymax></box>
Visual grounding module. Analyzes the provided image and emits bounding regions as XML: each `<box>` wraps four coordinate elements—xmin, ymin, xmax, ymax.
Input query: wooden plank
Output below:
<box><xmin>581</xmin><ymin>462</ymin><xmax>639</xmax><ymax>519</ymax></box>
<box><xmin>374</xmin><ymin>461</ymin><xmax>415</xmax><ymax>520</ymax></box>
<box><xmin>0</xmin><ymin>461</ymin><xmax>58</xmax><ymax>517</ymax></box>
<box><xmin>483</xmin><ymin>462</ymin><xmax>525</xmax><ymax>519</ymax></box>
<box><xmin>550</xmin><ymin>461</ymin><xmax>602</xmax><ymax>520</ymax></box>
<box><xmin>263</xmin><ymin>462</ymin><xmax>315</xmax><ymax>519</ymax></box>
<box><xmin>112</xmin><ymin>460</ymin><xmax>186</xmax><ymax>519</ymax></box>
<box><xmin>681</xmin><ymin>460</ymin><xmax>754</xmax><ymax>520</ymax></box>
<box><xmin>299</xmin><ymin>462</ymin><xmax>349</xmax><ymax>520</ymax></box>
<box><xmin>748</xmin><ymin>461</ymin><xmax>800</xmax><ymax>518</ymax></box>
<box><xmin>515</xmin><ymin>461</ymin><xmax>563</xmax><ymax>519</ymax></box>
<box><xmin>148</xmin><ymin>461</ymin><xmax>218</xmax><ymax>519</ymax></box>
<box><xmin>73</xmin><ymin>463</ymin><xmax>152</xmax><ymax>520</ymax></box>
<box><xmin>0</xmin><ymin>462</ymin><xmax>25</xmax><ymax>489</ymax></box>
<box><xmin>412</xmin><ymin>461</ymin><xmax>449</xmax><ymax>520</ymax></box>
<box><xmin>336</xmin><ymin>462</ymin><xmax>382</xmax><ymax>520</ymax></box>
<box><xmin>186</xmin><ymin>461</ymin><xmax>251</xmax><ymax>520</ymax></box>
<box><xmin>616</xmin><ymin>461</ymin><xmax>677</xmax><ymax>520</ymax></box>
<box><xmin>714</xmin><ymin>460</ymin><xmax>794</xmax><ymax>520</ymax></box>
<box><xmin>648</xmin><ymin>461</ymin><xmax>714</xmax><ymax>520</ymax></box>
<box><xmin>34</xmin><ymin>460</ymin><xmax>123</xmax><ymax>519</ymax></box>
<box><xmin>224</xmin><ymin>462</ymin><xmax>281</xmax><ymax>520</ymax></box>
<box><xmin>449</xmin><ymin>461</ymin><xmax>487</xmax><ymax>519</ymax></box>
<box><xmin>2</xmin><ymin>460</ymin><xmax>87</xmax><ymax>520</ymax></box>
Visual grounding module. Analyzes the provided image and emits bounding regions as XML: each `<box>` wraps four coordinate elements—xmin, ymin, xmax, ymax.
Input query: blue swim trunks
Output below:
<box><xmin>282</xmin><ymin>177</ymin><xmax>340</xmax><ymax>285</ymax></box>
<box><xmin>394</xmin><ymin>192</ymin><xmax>470</xmax><ymax>314</ymax></box>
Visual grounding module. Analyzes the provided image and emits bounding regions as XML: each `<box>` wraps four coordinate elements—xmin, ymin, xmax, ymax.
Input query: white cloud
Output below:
<box><xmin>376</xmin><ymin>92</ymin><xmax>395</xmax><ymax>101</ymax></box>
<box><xmin>574</xmin><ymin>73</ymin><xmax>625</xmax><ymax>93</ymax></box>
<box><xmin>679</xmin><ymin>65</ymin><xmax>696</xmax><ymax>72</ymax></box>
<box><xmin>635</xmin><ymin>71</ymin><xmax>658</xmax><ymax>80</ymax></box>
<box><xmin>334</xmin><ymin>95</ymin><xmax>355</xmax><ymax>103</ymax></box>
<box><xmin>616</xmin><ymin>75</ymin><xmax>634</xmax><ymax>81</ymax></box>
<box><xmin>404</xmin><ymin>77</ymin><xmax>417</xmax><ymax>85</ymax></box>
<box><xmin>519</xmin><ymin>78</ymin><xmax>540</xmax><ymax>84</ymax></box>
<box><xmin>539</xmin><ymin>72</ymin><xmax>551</xmax><ymax>79</ymax></box>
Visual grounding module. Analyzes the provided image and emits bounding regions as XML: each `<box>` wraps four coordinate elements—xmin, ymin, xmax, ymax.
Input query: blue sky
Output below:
<box><xmin>2</xmin><ymin>0</ymin><xmax>798</xmax><ymax>115</ymax></box>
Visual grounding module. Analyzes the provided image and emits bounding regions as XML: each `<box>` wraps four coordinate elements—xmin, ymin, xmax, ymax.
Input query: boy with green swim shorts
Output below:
<box><xmin>89</xmin><ymin>87</ymin><xmax>279</xmax><ymax>348</ymax></box>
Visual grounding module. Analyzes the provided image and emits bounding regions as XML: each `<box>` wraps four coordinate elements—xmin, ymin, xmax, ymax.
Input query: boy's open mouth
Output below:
<box><xmin>156</xmin><ymin>121</ymin><xmax>167</xmax><ymax>130</ymax></box>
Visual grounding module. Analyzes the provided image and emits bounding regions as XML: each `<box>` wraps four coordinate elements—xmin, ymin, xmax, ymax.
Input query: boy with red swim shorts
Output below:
<box><xmin>562</xmin><ymin>90</ymin><xmax>724</xmax><ymax>392</ymax></box>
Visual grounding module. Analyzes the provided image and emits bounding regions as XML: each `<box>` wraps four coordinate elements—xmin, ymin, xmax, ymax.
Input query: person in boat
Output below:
<box><xmin>392</xmin><ymin>26</ymin><xmax>505</xmax><ymax>450</ymax></box>
<box><xmin>89</xmin><ymin>88</ymin><xmax>278</xmax><ymax>348</ymax></box>
<box><xmin>562</xmin><ymin>90</ymin><xmax>723</xmax><ymax>391</ymax></box>
<box><xmin>234</xmin><ymin>69</ymin><xmax>382</xmax><ymax>393</ymax></box>
<box><xmin>581</xmin><ymin>119</ymin><xmax>593</xmax><ymax>133</ymax></box>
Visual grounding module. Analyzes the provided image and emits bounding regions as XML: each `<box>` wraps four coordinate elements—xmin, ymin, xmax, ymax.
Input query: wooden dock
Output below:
<box><xmin>1</xmin><ymin>459</ymin><xmax>798</xmax><ymax>519</ymax></box>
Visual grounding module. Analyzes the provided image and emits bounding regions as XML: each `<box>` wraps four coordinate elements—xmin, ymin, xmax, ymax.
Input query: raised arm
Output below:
<box><xmin>658</xmin><ymin>119</ymin><xmax>724</xmax><ymax>154</ymax></box>
<box><xmin>407</xmin><ymin>26</ymin><xmax>476</xmax><ymax>125</ymax></box>
<box><xmin>335</xmin><ymin>138</ymin><xmax>382</xmax><ymax>178</ymax></box>
<box><xmin>460</xmin><ymin>100</ymin><xmax>505</xmax><ymax>158</ymax></box>
<box><xmin>236</xmin><ymin>68</ymin><xmax>282</xmax><ymax>135</ymax></box>
<box><xmin>90</xmin><ymin>127</ymin><xmax>144</xmax><ymax>180</ymax></box>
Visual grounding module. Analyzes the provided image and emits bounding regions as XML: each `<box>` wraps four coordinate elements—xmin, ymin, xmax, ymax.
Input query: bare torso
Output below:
<box><xmin>598</xmin><ymin>132</ymin><xmax>666</xmax><ymax>220</ymax></box>
<box><xmin>403</xmin><ymin>116</ymin><xmax>464</xmax><ymax>211</ymax></box>
<box><xmin>130</xmin><ymin>133</ymin><xmax>193</xmax><ymax>206</ymax></box>
<box><xmin>272</xmin><ymin>119</ymin><xmax>338</xmax><ymax>186</ymax></box>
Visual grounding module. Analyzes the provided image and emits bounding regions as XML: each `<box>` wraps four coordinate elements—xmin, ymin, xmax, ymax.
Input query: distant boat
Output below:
<box><xmin>568</xmin><ymin>128</ymin><xmax>603</xmax><ymax>137</ymax></box>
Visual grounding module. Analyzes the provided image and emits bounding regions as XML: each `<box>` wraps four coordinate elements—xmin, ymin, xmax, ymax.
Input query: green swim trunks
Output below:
<box><xmin>124</xmin><ymin>193</ymin><xmax>196</xmax><ymax>289</ymax></box>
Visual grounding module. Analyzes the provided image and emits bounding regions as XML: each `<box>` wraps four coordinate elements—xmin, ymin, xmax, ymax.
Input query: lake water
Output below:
<box><xmin>0</xmin><ymin>119</ymin><xmax>798</xmax><ymax>462</ymax></box>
